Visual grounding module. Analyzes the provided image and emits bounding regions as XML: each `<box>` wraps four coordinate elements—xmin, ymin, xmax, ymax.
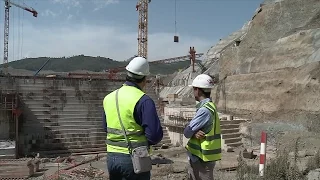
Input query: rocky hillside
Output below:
<box><xmin>161</xmin><ymin>0</ymin><xmax>320</xmax><ymax>128</ymax></box>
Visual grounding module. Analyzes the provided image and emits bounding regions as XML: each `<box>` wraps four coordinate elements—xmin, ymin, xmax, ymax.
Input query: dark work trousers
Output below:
<box><xmin>188</xmin><ymin>159</ymin><xmax>215</xmax><ymax>180</ymax></box>
<box><xmin>107</xmin><ymin>152</ymin><xmax>151</xmax><ymax>180</ymax></box>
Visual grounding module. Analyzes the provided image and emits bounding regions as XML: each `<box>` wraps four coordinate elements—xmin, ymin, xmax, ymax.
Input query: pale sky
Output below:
<box><xmin>0</xmin><ymin>0</ymin><xmax>262</xmax><ymax>62</ymax></box>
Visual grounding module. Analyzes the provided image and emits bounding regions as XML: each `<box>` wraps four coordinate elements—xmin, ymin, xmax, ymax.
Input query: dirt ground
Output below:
<box><xmin>28</xmin><ymin>146</ymin><xmax>239</xmax><ymax>180</ymax></box>
<box><xmin>25</xmin><ymin>121</ymin><xmax>320</xmax><ymax>180</ymax></box>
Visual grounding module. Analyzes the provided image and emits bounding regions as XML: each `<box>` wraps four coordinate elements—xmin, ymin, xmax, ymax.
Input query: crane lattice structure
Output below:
<box><xmin>2</xmin><ymin>0</ymin><xmax>37</xmax><ymax>74</ymax></box>
<box><xmin>136</xmin><ymin>0</ymin><xmax>150</xmax><ymax>59</ymax></box>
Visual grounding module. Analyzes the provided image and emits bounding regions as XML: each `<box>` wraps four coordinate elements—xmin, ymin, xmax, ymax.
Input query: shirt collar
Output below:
<box><xmin>196</xmin><ymin>98</ymin><xmax>211</xmax><ymax>109</ymax></box>
<box><xmin>124</xmin><ymin>81</ymin><xmax>142</xmax><ymax>90</ymax></box>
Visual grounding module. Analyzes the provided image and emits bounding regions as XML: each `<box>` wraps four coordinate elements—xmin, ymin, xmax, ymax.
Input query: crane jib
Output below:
<box><xmin>2</xmin><ymin>0</ymin><xmax>38</xmax><ymax>74</ymax></box>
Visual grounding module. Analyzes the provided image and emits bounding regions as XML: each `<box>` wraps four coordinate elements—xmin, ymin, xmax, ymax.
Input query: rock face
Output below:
<box><xmin>212</xmin><ymin>0</ymin><xmax>320</xmax><ymax>125</ymax></box>
<box><xmin>307</xmin><ymin>168</ymin><xmax>320</xmax><ymax>180</ymax></box>
<box><xmin>162</xmin><ymin>0</ymin><xmax>320</xmax><ymax>128</ymax></box>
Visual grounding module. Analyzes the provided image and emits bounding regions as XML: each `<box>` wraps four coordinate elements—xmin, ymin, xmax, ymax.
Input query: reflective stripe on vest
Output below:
<box><xmin>186</xmin><ymin>142</ymin><xmax>221</xmax><ymax>155</ymax></box>
<box><xmin>103</xmin><ymin>85</ymin><xmax>148</xmax><ymax>154</ymax></box>
<box><xmin>185</xmin><ymin>101</ymin><xmax>222</xmax><ymax>162</ymax></box>
<box><xmin>105</xmin><ymin>139</ymin><xmax>148</xmax><ymax>148</ymax></box>
<box><xmin>107</xmin><ymin>127</ymin><xmax>144</xmax><ymax>136</ymax></box>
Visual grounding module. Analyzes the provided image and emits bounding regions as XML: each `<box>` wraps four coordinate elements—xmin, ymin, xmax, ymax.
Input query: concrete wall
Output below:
<box><xmin>167</xmin><ymin>130</ymin><xmax>189</xmax><ymax>147</ymax></box>
<box><xmin>0</xmin><ymin>77</ymin><xmax>17</xmax><ymax>140</ymax></box>
<box><xmin>0</xmin><ymin>76</ymin><xmax>160</xmax><ymax>156</ymax></box>
<box><xmin>0</xmin><ymin>111</ymin><xmax>10</xmax><ymax>140</ymax></box>
<box><xmin>15</xmin><ymin>77</ymin><xmax>124</xmax><ymax>155</ymax></box>
<box><xmin>163</xmin><ymin>106</ymin><xmax>196</xmax><ymax>146</ymax></box>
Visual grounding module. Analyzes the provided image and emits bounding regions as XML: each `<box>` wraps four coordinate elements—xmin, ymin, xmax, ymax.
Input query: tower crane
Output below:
<box><xmin>136</xmin><ymin>0</ymin><xmax>150</xmax><ymax>59</ymax></box>
<box><xmin>135</xmin><ymin>0</ymin><xmax>179</xmax><ymax>60</ymax></box>
<box><xmin>2</xmin><ymin>0</ymin><xmax>38</xmax><ymax>74</ymax></box>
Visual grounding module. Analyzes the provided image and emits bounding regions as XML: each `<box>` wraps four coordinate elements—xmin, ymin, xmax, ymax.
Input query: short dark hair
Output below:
<box><xmin>126</xmin><ymin>75</ymin><xmax>146</xmax><ymax>84</ymax></box>
<box><xmin>199</xmin><ymin>88</ymin><xmax>211</xmax><ymax>98</ymax></box>
<box><xmin>193</xmin><ymin>87</ymin><xmax>211</xmax><ymax>98</ymax></box>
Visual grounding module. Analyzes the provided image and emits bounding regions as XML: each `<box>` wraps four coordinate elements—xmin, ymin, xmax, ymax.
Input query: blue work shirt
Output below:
<box><xmin>102</xmin><ymin>81</ymin><xmax>163</xmax><ymax>146</ymax></box>
<box><xmin>183</xmin><ymin>98</ymin><xmax>214</xmax><ymax>162</ymax></box>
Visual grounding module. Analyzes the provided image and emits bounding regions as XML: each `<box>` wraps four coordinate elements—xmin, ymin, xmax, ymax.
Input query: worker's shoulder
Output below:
<box><xmin>104</xmin><ymin>89</ymin><xmax>117</xmax><ymax>96</ymax></box>
<box><xmin>102</xmin><ymin>89</ymin><xmax>117</xmax><ymax>100</ymax></box>
<box><xmin>198</xmin><ymin>106</ymin><xmax>215</xmax><ymax>114</ymax></box>
<box><xmin>139</xmin><ymin>94</ymin><xmax>155</xmax><ymax>103</ymax></box>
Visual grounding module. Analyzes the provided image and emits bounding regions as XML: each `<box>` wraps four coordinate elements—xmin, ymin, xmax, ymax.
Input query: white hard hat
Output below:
<box><xmin>125</xmin><ymin>56</ymin><xmax>150</xmax><ymax>76</ymax></box>
<box><xmin>189</xmin><ymin>74</ymin><xmax>215</xmax><ymax>89</ymax></box>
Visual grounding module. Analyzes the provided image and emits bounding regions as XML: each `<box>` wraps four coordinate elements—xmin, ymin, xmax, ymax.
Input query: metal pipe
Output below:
<box><xmin>34</xmin><ymin>58</ymin><xmax>51</xmax><ymax>76</ymax></box>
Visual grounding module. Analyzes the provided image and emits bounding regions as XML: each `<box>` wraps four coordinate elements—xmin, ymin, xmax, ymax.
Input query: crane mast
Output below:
<box><xmin>136</xmin><ymin>0</ymin><xmax>150</xmax><ymax>59</ymax></box>
<box><xmin>3</xmin><ymin>0</ymin><xmax>10</xmax><ymax>74</ymax></box>
<box><xmin>2</xmin><ymin>0</ymin><xmax>37</xmax><ymax>74</ymax></box>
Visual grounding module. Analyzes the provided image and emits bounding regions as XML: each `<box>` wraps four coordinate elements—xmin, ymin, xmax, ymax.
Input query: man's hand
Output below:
<box><xmin>194</xmin><ymin>130</ymin><xmax>205</xmax><ymax>139</ymax></box>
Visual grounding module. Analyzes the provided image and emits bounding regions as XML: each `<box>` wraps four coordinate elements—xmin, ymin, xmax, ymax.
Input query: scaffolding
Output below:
<box><xmin>0</xmin><ymin>87</ymin><xmax>21</xmax><ymax>158</ymax></box>
<box><xmin>0</xmin><ymin>90</ymin><xmax>18</xmax><ymax>111</ymax></box>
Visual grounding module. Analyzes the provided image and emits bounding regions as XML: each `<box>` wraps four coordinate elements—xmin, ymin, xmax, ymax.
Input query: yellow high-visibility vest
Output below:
<box><xmin>185</xmin><ymin>101</ymin><xmax>222</xmax><ymax>162</ymax></box>
<box><xmin>103</xmin><ymin>85</ymin><xmax>148</xmax><ymax>154</ymax></box>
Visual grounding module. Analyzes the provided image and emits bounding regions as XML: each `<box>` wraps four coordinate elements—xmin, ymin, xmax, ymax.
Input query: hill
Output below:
<box><xmin>1</xmin><ymin>55</ymin><xmax>190</xmax><ymax>75</ymax></box>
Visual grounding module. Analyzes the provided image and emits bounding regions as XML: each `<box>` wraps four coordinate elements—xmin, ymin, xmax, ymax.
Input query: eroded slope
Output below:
<box><xmin>212</xmin><ymin>0</ymin><xmax>320</xmax><ymax>126</ymax></box>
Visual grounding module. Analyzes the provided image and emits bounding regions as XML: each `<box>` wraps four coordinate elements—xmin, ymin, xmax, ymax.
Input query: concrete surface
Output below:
<box><xmin>0</xmin><ymin>112</ymin><xmax>10</xmax><ymax>139</ymax></box>
<box><xmin>163</xmin><ymin>106</ymin><xmax>247</xmax><ymax>148</ymax></box>
<box><xmin>0</xmin><ymin>140</ymin><xmax>15</xmax><ymax>158</ymax></box>
<box><xmin>0</xmin><ymin>76</ymin><xmax>165</xmax><ymax>157</ymax></box>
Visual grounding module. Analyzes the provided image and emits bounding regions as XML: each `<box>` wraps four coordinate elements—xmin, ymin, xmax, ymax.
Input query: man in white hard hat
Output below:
<box><xmin>184</xmin><ymin>74</ymin><xmax>221</xmax><ymax>180</ymax></box>
<box><xmin>102</xmin><ymin>56</ymin><xmax>163</xmax><ymax>180</ymax></box>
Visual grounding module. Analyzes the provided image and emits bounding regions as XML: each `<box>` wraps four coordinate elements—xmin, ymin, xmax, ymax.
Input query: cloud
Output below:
<box><xmin>2</xmin><ymin>23</ymin><xmax>212</xmax><ymax>63</ymax></box>
<box><xmin>67</xmin><ymin>14</ymin><xmax>73</xmax><ymax>20</ymax></box>
<box><xmin>51</xmin><ymin>0</ymin><xmax>118</xmax><ymax>11</ymax></box>
<box><xmin>93</xmin><ymin>0</ymin><xmax>120</xmax><ymax>11</ymax></box>
<box><xmin>41</xmin><ymin>9</ymin><xmax>58</xmax><ymax>17</ymax></box>
<box><xmin>51</xmin><ymin>0</ymin><xmax>81</xmax><ymax>9</ymax></box>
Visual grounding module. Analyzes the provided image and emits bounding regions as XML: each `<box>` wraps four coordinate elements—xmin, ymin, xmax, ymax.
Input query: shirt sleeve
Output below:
<box><xmin>102</xmin><ymin>110</ymin><xmax>107</xmax><ymax>133</ymax></box>
<box><xmin>134</xmin><ymin>95</ymin><xmax>163</xmax><ymax>145</ymax></box>
<box><xmin>183</xmin><ymin>107</ymin><xmax>212</xmax><ymax>138</ymax></box>
<box><xmin>102</xmin><ymin>97</ymin><xmax>107</xmax><ymax>133</ymax></box>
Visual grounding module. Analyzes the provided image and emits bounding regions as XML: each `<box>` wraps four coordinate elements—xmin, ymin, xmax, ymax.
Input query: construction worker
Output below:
<box><xmin>102</xmin><ymin>56</ymin><xmax>163</xmax><ymax>180</ymax></box>
<box><xmin>184</xmin><ymin>74</ymin><xmax>221</xmax><ymax>180</ymax></box>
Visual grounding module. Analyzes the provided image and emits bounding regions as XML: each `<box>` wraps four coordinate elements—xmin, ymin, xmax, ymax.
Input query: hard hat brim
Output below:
<box><xmin>189</xmin><ymin>85</ymin><xmax>214</xmax><ymax>88</ymax></box>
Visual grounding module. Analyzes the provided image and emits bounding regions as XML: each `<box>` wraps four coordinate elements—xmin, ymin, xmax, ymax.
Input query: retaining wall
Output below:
<box><xmin>0</xmin><ymin>76</ymin><xmax>160</xmax><ymax>156</ymax></box>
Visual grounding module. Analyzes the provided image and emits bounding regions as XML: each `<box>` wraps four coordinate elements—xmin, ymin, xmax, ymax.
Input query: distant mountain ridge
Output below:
<box><xmin>1</xmin><ymin>55</ymin><xmax>190</xmax><ymax>75</ymax></box>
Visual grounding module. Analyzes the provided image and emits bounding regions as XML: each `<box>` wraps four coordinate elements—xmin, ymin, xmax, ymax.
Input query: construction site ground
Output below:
<box><xmin>26</xmin><ymin>147</ymin><xmax>238</xmax><ymax>180</ymax></box>
<box><xmin>1</xmin><ymin>0</ymin><xmax>320</xmax><ymax>179</ymax></box>
<box><xmin>13</xmin><ymin>123</ymin><xmax>319</xmax><ymax>180</ymax></box>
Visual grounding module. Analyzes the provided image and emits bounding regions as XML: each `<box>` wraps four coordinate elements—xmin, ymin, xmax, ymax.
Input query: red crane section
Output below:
<box><xmin>104</xmin><ymin>52</ymin><xmax>204</xmax><ymax>79</ymax></box>
<box><xmin>67</xmin><ymin>53</ymin><xmax>204</xmax><ymax>80</ymax></box>
<box><xmin>189</xmin><ymin>47</ymin><xmax>196</xmax><ymax>72</ymax></box>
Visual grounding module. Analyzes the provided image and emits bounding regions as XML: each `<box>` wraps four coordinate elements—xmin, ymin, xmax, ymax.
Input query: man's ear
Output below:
<box><xmin>195</xmin><ymin>87</ymin><xmax>200</xmax><ymax>95</ymax></box>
